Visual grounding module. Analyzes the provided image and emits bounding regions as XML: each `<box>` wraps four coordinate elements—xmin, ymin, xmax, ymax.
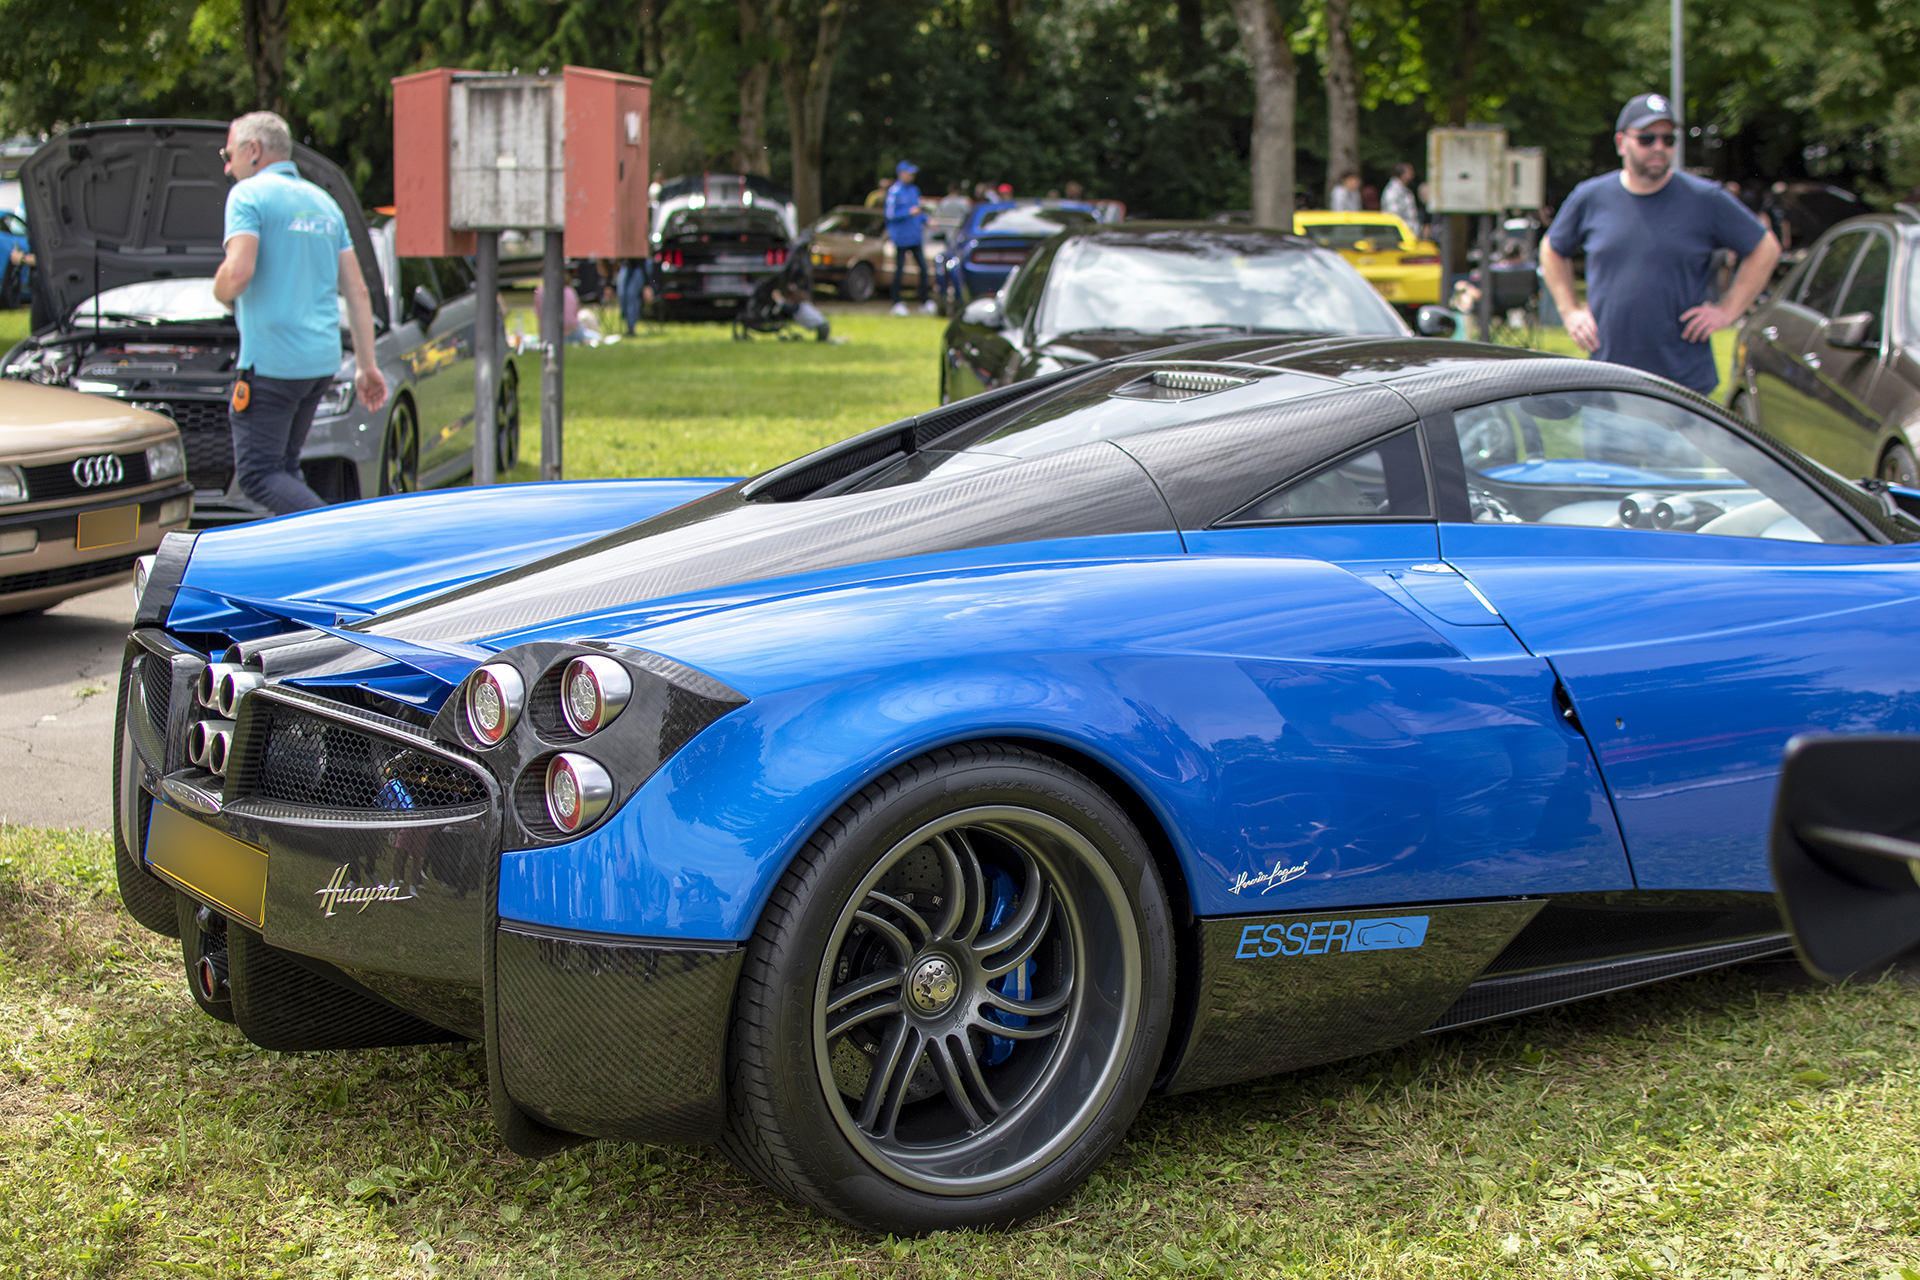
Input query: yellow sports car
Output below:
<box><xmin>1292</xmin><ymin>211</ymin><xmax>1441</xmax><ymax>310</ymax></box>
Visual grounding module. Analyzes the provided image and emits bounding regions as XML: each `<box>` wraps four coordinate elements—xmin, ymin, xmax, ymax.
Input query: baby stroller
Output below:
<box><xmin>733</xmin><ymin>255</ymin><xmax>830</xmax><ymax>342</ymax></box>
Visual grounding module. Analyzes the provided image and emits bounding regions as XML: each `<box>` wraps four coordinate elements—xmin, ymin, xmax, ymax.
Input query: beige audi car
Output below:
<box><xmin>0</xmin><ymin>380</ymin><xmax>193</xmax><ymax>616</ymax></box>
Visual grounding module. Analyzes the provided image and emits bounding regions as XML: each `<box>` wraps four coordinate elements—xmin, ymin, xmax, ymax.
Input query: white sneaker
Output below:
<box><xmin>891</xmin><ymin>302</ymin><xmax>909</xmax><ymax>316</ymax></box>
<box><xmin>921</xmin><ymin>299</ymin><xmax>939</xmax><ymax>315</ymax></box>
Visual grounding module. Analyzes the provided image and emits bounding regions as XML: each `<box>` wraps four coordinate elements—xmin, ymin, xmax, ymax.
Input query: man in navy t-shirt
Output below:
<box><xmin>1541</xmin><ymin>93</ymin><xmax>1779</xmax><ymax>394</ymax></box>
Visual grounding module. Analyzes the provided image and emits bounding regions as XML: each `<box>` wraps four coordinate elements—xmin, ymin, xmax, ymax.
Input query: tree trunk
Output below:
<box><xmin>239</xmin><ymin>0</ymin><xmax>291</xmax><ymax>115</ymax></box>
<box><xmin>638</xmin><ymin>0</ymin><xmax>657</xmax><ymax>78</ymax></box>
<box><xmin>771</xmin><ymin>0</ymin><xmax>853</xmax><ymax>227</ymax></box>
<box><xmin>1228</xmin><ymin>0</ymin><xmax>1296</xmax><ymax>229</ymax></box>
<box><xmin>737</xmin><ymin>0</ymin><xmax>771</xmax><ymax>175</ymax></box>
<box><xmin>1445</xmin><ymin>0</ymin><xmax>1480</xmax><ymax>276</ymax></box>
<box><xmin>1323</xmin><ymin>0</ymin><xmax>1358</xmax><ymax>205</ymax></box>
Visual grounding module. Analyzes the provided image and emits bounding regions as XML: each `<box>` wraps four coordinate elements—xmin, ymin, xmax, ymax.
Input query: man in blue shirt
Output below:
<box><xmin>884</xmin><ymin>160</ymin><xmax>935</xmax><ymax>316</ymax></box>
<box><xmin>1542</xmin><ymin>94</ymin><xmax>1779</xmax><ymax>395</ymax></box>
<box><xmin>212</xmin><ymin>111</ymin><xmax>387</xmax><ymax>513</ymax></box>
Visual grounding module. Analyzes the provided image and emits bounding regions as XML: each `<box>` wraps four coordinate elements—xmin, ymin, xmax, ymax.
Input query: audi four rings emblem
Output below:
<box><xmin>71</xmin><ymin>455</ymin><xmax>124</xmax><ymax>488</ymax></box>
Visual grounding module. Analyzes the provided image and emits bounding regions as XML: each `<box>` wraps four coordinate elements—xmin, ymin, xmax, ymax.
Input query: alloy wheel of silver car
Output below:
<box><xmin>380</xmin><ymin>398</ymin><xmax>420</xmax><ymax>495</ymax></box>
<box><xmin>1878</xmin><ymin>442</ymin><xmax>1918</xmax><ymax>487</ymax></box>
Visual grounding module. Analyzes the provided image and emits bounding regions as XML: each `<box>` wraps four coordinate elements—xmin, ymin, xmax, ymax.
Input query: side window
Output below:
<box><xmin>434</xmin><ymin>256</ymin><xmax>476</xmax><ymax>295</ymax></box>
<box><xmin>1449</xmin><ymin>390</ymin><xmax>1864</xmax><ymax>543</ymax></box>
<box><xmin>398</xmin><ymin>258</ymin><xmax>440</xmax><ymax>307</ymax></box>
<box><xmin>1223</xmin><ymin>428</ymin><xmax>1431</xmax><ymax>524</ymax></box>
<box><xmin>1836</xmin><ymin>234</ymin><xmax>1890</xmax><ymax>342</ymax></box>
<box><xmin>1001</xmin><ymin>242</ymin><xmax>1055</xmax><ymax>326</ymax></box>
<box><xmin>1798</xmin><ymin>232</ymin><xmax>1865</xmax><ymax>317</ymax></box>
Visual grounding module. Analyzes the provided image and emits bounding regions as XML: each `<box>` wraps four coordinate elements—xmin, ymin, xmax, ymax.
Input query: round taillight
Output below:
<box><xmin>465</xmin><ymin>663</ymin><xmax>526</xmax><ymax>745</ymax></box>
<box><xmin>545</xmin><ymin>752</ymin><xmax>613</xmax><ymax>833</ymax></box>
<box><xmin>560</xmin><ymin>655</ymin><xmax>632</xmax><ymax>736</ymax></box>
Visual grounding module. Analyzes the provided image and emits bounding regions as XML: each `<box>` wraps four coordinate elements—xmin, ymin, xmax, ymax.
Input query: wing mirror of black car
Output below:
<box><xmin>961</xmin><ymin>296</ymin><xmax>1005</xmax><ymax>329</ymax></box>
<box><xmin>1821</xmin><ymin>311</ymin><xmax>1875</xmax><ymax>349</ymax></box>
<box><xmin>1769</xmin><ymin>734</ymin><xmax>1920</xmax><ymax>983</ymax></box>
<box><xmin>410</xmin><ymin>285</ymin><xmax>440</xmax><ymax>329</ymax></box>
<box><xmin>1414</xmin><ymin>305</ymin><xmax>1457</xmax><ymax>338</ymax></box>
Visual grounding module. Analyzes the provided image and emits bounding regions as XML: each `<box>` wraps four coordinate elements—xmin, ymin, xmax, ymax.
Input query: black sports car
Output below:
<box><xmin>650</xmin><ymin>173</ymin><xmax>796</xmax><ymax>322</ymax></box>
<box><xmin>939</xmin><ymin>222</ymin><xmax>1452</xmax><ymax>403</ymax></box>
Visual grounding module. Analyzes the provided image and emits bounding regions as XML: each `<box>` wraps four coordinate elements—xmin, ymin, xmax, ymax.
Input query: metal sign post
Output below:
<box><xmin>541</xmin><ymin>231</ymin><xmax>565</xmax><ymax>481</ymax></box>
<box><xmin>472</xmin><ymin>230</ymin><xmax>499</xmax><ymax>486</ymax></box>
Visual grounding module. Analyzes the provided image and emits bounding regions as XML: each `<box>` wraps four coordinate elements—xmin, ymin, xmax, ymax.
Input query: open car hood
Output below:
<box><xmin>20</xmin><ymin>119</ymin><xmax>387</xmax><ymax>333</ymax></box>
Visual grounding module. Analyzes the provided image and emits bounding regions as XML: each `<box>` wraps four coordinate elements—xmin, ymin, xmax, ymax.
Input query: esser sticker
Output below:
<box><xmin>1235</xmin><ymin>915</ymin><xmax>1430</xmax><ymax>959</ymax></box>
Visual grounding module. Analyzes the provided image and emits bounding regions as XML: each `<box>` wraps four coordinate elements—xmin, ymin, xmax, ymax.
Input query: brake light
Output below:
<box><xmin>765</xmin><ymin>248</ymin><xmax>788</xmax><ymax>266</ymax></box>
<box><xmin>1399</xmin><ymin>255</ymin><xmax>1440</xmax><ymax>265</ymax></box>
<box><xmin>658</xmin><ymin>250</ymin><xmax>684</xmax><ymax>268</ymax></box>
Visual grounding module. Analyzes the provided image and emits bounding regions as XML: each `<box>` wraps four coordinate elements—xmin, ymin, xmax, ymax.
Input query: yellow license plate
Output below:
<box><xmin>76</xmin><ymin>504</ymin><xmax>139</xmax><ymax>551</ymax></box>
<box><xmin>145</xmin><ymin>802</ymin><xmax>269</xmax><ymax>927</ymax></box>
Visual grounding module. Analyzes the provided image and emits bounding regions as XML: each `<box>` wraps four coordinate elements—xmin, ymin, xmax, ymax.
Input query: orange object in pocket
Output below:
<box><xmin>230</xmin><ymin>378</ymin><xmax>250</xmax><ymax>412</ymax></box>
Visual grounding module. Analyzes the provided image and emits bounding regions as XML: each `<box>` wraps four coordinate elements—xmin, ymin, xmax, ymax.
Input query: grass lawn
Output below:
<box><xmin>2</xmin><ymin>827</ymin><xmax>1918</xmax><ymax>1277</ymax></box>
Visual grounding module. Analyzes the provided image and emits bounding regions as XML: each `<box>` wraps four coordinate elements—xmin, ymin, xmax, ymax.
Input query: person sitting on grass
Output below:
<box><xmin>776</xmin><ymin>283</ymin><xmax>838</xmax><ymax>342</ymax></box>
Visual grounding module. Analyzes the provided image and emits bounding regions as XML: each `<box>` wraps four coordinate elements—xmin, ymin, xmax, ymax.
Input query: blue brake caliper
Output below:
<box><xmin>980</xmin><ymin>865</ymin><xmax>1035</xmax><ymax>1066</ymax></box>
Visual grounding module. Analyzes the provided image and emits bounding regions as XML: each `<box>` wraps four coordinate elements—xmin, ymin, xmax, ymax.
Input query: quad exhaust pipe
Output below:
<box><xmin>187</xmin><ymin>718</ymin><xmax>236</xmax><ymax>775</ymax></box>
<box><xmin>197</xmin><ymin>663</ymin><xmax>266</xmax><ymax>718</ymax></box>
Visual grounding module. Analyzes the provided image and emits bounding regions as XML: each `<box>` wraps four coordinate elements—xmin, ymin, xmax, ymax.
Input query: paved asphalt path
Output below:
<box><xmin>0</xmin><ymin>582</ymin><xmax>136</xmax><ymax>831</ymax></box>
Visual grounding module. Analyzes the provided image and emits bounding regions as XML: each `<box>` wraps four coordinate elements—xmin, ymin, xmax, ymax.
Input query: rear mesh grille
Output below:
<box><xmin>141</xmin><ymin>653</ymin><xmax>173</xmax><ymax>736</ymax></box>
<box><xmin>251</xmin><ymin>706</ymin><xmax>487</xmax><ymax>811</ymax></box>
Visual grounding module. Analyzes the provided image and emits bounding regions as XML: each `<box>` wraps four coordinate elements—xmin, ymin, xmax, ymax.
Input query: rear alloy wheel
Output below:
<box><xmin>496</xmin><ymin>363</ymin><xmax>522</xmax><ymax>473</ymax></box>
<box><xmin>842</xmin><ymin>262</ymin><xmax>876</xmax><ymax>303</ymax></box>
<box><xmin>721</xmin><ymin>742</ymin><xmax>1171</xmax><ymax>1232</ymax></box>
<box><xmin>1879</xmin><ymin>442</ymin><xmax>1918</xmax><ymax>487</ymax></box>
<box><xmin>379</xmin><ymin>398</ymin><xmax>419</xmax><ymax>496</ymax></box>
<box><xmin>1730</xmin><ymin>391</ymin><xmax>1761</xmax><ymax>428</ymax></box>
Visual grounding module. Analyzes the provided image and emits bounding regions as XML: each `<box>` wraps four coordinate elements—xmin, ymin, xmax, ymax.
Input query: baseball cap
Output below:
<box><xmin>1616</xmin><ymin>93</ymin><xmax>1675</xmax><ymax>133</ymax></box>
<box><xmin>896</xmin><ymin>159</ymin><xmax>918</xmax><ymax>174</ymax></box>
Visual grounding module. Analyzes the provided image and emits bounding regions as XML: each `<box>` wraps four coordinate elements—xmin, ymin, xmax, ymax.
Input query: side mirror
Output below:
<box><xmin>961</xmin><ymin>296</ymin><xmax>1004</xmax><ymax>328</ymax></box>
<box><xmin>410</xmin><ymin>284</ymin><xmax>440</xmax><ymax>329</ymax></box>
<box><xmin>1822</xmin><ymin>311</ymin><xmax>1875</xmax><ymax>349</ymax></box>
<box><xmin>1769</xmin><ymin>734</ymin><xmax>1920</xmax><ymax>983</ymax></box>
<box><xmin>1414</xmin><ymin>305</ymin><xmax>1457</xmax><ymax>338</ymax></box>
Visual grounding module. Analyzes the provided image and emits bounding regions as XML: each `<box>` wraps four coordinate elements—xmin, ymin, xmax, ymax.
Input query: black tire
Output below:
<box><xmin>1879</xmin><ymin>442</ymin><xmax>1918</xmax><ymax>487</ymax></box>
<box><xmin>496</xmin><ymin>362</ymin><xmax>521</xmax><ymax>473</ymax></box>
<box><xmin>378</xmin><ymin>398</ymin><xmax>420</xmax><ymax>496</ymax></box>
<box><xmin>113</xmin><ymin>666</ymin><xmax>179</xmax><ymax>938</ymax></box>
<box><xmin>720</xmin><ymin>741</ymin><xmax>1172</xmax><ymax>1233</ymax></box>
<box><xmin>842</xmin><ymin>262</ymin><xmax>876</xmax><ymax>303</ymax></box>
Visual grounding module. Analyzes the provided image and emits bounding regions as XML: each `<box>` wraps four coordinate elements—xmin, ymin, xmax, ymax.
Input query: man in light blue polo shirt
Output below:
<box><xmin>213</xmin><ymin>111</ymin><xmax>387</xmax><ymax>513</ymax></box>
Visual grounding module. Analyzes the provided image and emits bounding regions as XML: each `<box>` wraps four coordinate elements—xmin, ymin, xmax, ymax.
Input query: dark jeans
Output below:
<box><xmin>230</xmin><ymin>372</ymin><xmax>331</xmax><ymax>514</ymax></box>
<box><xmin>890</xmin><ymin>243</ymin><xmax>928</xmax><ymax>304</ymax></box>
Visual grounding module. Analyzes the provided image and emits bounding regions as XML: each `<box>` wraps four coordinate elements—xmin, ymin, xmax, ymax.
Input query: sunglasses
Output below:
<box><xmin>217</xmin><ymin>143</ymin><xmax>255</xmax><ymax>162</ymax></box>
<box><xmin>1632</xmin><ymin>131</ymin><xmax>1677</xmax><ymax>148</ymax></box>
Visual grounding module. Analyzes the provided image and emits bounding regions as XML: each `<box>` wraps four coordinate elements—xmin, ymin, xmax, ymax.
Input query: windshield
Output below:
<box><xmin>1298</xmin><ymin>222</ymin><xmax>1408</xmax><ymax>251</ymax></box>
<box><xmin>66</xmin><ymin>278</ymin><xmax>230</xmax><ymax>327</ymax></box>
<box><xmin>815</xmin><ymin>211</ymin><xmax>882</xmax><ymax>234</ymax></box>
<box><xmin>1040</xmin><ymin>239</ymin><xmax>1402</xmax><ymax>338</ymax></box>
<box><xmin>975</xmin><ymin>207</ymin><xmax>1097</xmax><ymax>236</ymax></box>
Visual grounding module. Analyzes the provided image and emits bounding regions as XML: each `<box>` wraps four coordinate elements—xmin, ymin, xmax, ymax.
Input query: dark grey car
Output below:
<box><xmin>2</xmin><ymin>120</ymin><xmax>518</xmax><ymax>522</ymax></box>
<box><xmin>1730</xmin><ymin>210</ymin><xmax>1920</xmax><ymax>484</ymax></box>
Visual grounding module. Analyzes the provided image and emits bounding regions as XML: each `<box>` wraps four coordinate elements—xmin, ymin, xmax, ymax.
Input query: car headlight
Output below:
<box><xmin>145</xmin><ymin>438</ymin><xmax>186</xmax><ymax>481</ymax></box>
<box><xmin>0</xmin><ymin>464</ymin><xmax>23</xmax><ymax>504</ymax></box>
<box><xmin>315</xmin><ymin>378</ymin><xmax>357</xmax><ymax>418</ymax></box>
<box><xmin>132</xmin><ymin>554</ymin><xmax>155</xmax><ymax>608</ymax></box>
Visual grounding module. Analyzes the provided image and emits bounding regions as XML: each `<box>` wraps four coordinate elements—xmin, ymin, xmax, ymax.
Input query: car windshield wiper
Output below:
<box><xmin>1063</xmin><ymin>327</ymin><xmax>1150</xmax><ymax>335</ymax></box>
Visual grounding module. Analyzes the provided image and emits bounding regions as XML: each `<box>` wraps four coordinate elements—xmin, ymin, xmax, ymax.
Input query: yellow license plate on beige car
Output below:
<box><xmin>145</xmin><ymin>802</ymin><xmax>269</xmax><ymax>927</ymax></box>
<box><xmin>75</xmin><ymin>504</ymin><xmax>138</xmax><ymax>551</ymax></box>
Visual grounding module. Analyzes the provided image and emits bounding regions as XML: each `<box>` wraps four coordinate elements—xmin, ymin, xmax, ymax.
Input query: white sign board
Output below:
<box><xmin>1505</xmin><ymin>148</ymin><xmax>1544</xmax><ymax>211</ymax></box>
<box><xmin>1427</xmin><ymin>128</ymin><xmax>1508</xmax><ymax>213</ymax></box>
<box><xmin>450</xmin><ymin>76</ymin><xmax>567</xmax><ymax>231</ymax></box>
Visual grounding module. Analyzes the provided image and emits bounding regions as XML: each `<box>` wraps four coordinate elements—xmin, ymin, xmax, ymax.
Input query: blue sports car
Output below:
<box><xmin>116</xmin><ymin>337</ymin><xmax>1920</xmax><ymax>1232</ymax></box>
<box><xmin>935</xmin><ymin>200</ymin><xmax>1099</xmax><ymax>306</ymax></box>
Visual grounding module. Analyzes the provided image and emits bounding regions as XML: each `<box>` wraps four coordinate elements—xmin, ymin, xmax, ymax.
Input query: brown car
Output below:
<box><xmin>805</xmin><ymin>206</ymin><xmax>928</xmax><ymax>302</ymax></box>
<box><xmin>0</xmin><ymin>381</ymin><xmax>193</xmax><ymax>615</ymax></box>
